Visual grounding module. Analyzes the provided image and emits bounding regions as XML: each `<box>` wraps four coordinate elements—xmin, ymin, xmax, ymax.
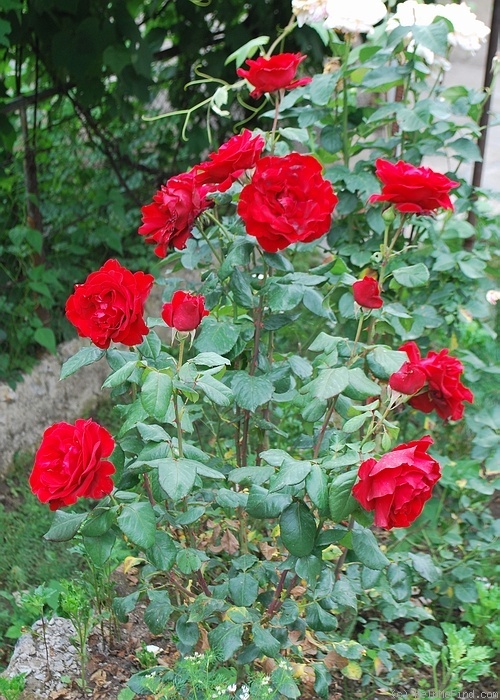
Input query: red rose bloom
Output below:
<box><xmin>138</xmin><ymin>170</ymin><xmax>209</xmax><ymax>257</ymax></box>
<box><xmin>236</xmin><ymin>52</ymin><xmax>312</xmax><ymax>100</ymax></box>
<box><xmin>389</xmin><ymin>361</ymin><xmax>427</xmax><ymax>395</ymax></box>
<box><xmin>162</xmin><ymin>290</ymin><xmax>209</xmax><ymax>332</ymax></box>
<box><xmin>368</xmin><ymin>159</ymin><xmax>459</xmax><ymax>214</ymax></box>
<box><xmin>65</xmin><ymin>259</ymin><xmax>154</xmax><ymax>350</ymax></box>
<box><xmin>194</xmin><ymin>130</ymin><xmax>265</xmax><ymax>193</ymax></box>
<box><xmin>396</xmin><ymin>341</ymin><xmax>474</xmax><ymax>421</ymax></box>
<box><xmin>352</xmin><ymin>436</ymin><xmax>441</xmax><ymax>530</ymax></box>
<box><xmin>30</xmin><ymin>418</ymin><xmax>115</xmax><ymax>511</ymax></box>
<box><xmin>237</xmin><ymin>152</ymin><xmax>338</xmax><ymax>252</ymax></box>
<box><xmin>352</xmin><ymin>276</ymin><xmax>383</xmax><ymax>309</ymax></box>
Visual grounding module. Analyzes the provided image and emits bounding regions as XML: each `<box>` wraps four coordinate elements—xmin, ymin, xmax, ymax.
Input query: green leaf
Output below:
<box><xmin>229</xmin><ymin>573</ymin><xmax>259</xmax><ymax>606</ymax></box>
<box><xmin>367</xmin><ymin>347</ymin><xmax>407</xmax><ymax>380</ymax></box>
<box><xmin>280</xmin><ymin>502</ymin><xmax>317</xmax><ymax>557</ymax></box>
<box><xmin>342</xmin><ymin>412</ymin><xmax>372</xmax><ymax>434</ymax></box>
<box><xmin>295</xmin><ymin>554</ymin><xmax>322</xmax><ymax>586</ymax></box>
<box><xmin>194</xmin><ymin>318</ymin><xmax>240</xmax><ymax>355</ymax></box>
<box><xmin>190</xmin><ymin>352</ymin><xmax>230</xmax><ymax>367</ymax></box>
<box><xmin>268</xmin><ymin>283</ymin><xmax>304</xmax><ymax>312</ymax></box>
<box><xmin>145</xmin><ymin>530</ymin><xmax>177</xmax><ymax>571</ymax></box>
<box><xmin>230</xmin><ymin>268</ymin><xmax>254</xmax><ymax>307</ymax></box>
<box><xmin>44</xmin><ymin>511</ymin><xmax>87</xmax><ymax>542</ymax></box>
<box><xmin>144</xmin><ymin>590</ymin><xmax>173</xmax><ymax>634</ymax></box>
<box><xmin>329</xmin><ymin>471</ymin><xmax>357</xmax><ymax>522</ymax></box>
<box><xmin>387</xmin><ymin>563</ymin><xmax>412</xmax><ymax>602</ymax></box>
<box><xmin>246</xmin><ymin>486</ymin><xmax>292</xmax><ymax>518</ymax></box>
<box><xmin>34</xmin><ymin>327</ymin><xmax>57</xmax><ymax>355</ymax></box>
<box><xmin>306</xmin><ymin>464</ymin><xmax>329</xmax><ymax>513</ymax></box>
<box><xmin>137</xmin><ymin>331</ymin><xmax>162</xmax><ymax>360</ymax></box>
<box><xmin>102</xmin><ymin>360</ymin><xmax>138</xmax><ymax>388</ymax></box>
<box><xmin>208</xmin><ymin>622</ymin><xmax>243</xmax><ymax>661</ymax></box>
<box><xmin>117</xmin><ymin>502</ymin><xmax>156</xmax><ymax>549</ymax></box>
<box><xmin>228</xmin><ymin>467</ymin><xmax>274</xmax><ymax>486</ymax></box>
<box><xmin>309</xmin><ymin>73</ymin><xmax>339</xmax><ymax>105</ymax></box>
<box><xmin>305</xmin><ymin>602</ymin><xmax>337</xmax><ymax>631</ymax></box>
<box><xmin>83</xmin><ymin>531</ymin><xmax>116</xmax><ymax>566</ymax></box>
<box><xmin>60</xmin><ymin>347</ymin><xmax>105</xmax><ymax>379</ymax></box>
<box><xmin>197</xmin><ymin>374</ymin><xmax>232</xmax><ymax>406</ymax></box>
<box><xmin>176</xmin><ymin>613</ymin><xmax>200</xmax><ymax>646</ymax></box>
<box><xmin>351</xmin><ymin>527</ymin><xmax>389</xmax><ymax>570</ymax></box>
<box><xmin>409</xmin><ymin>553</ymin><xmax>441</xmax><ymax>582</ymax></box>
<box><xmin>312</xmin><ymin>367</ymin><xmax>349</xmax><ymax>400</ymax></box>
<box><xmin>140</xmin><ymin>371</ymin><xmax>173</xmax><ymax>421</ymax></box>
<box><xmin>392</xmin><ymin>263</ymin><xmax>430</xmax><ymax>288</ymax></box>
<box><xmin>344</xmin><ymin>368</ymin><xmax>381</xmax><ymax>400</ymax></box>
<box><xmin>224</xmin><ymin>35</ymin><xmax>269</xmax><ymax>67</ymax></box>
<box><xmin>112</xmin><ymin>591</ymin><xmax>140</xmax><ymax>623</ymax></box>
<box><xmin>252</xmin><ymin>625</ymin><xmax>280</xmax><ymax>657</ymax></box>
<box><xmin>332</xmin><ymin>576</ymin><xmax>357</xmax><ymax>610</ymax></box>
<box><xmin>320</xmin><ymin>124</ymin><xmax>342</xmax><ymax>153</ymax></box>
<box><xmin>411</xmin><ymin>19</ymin><xmax>449</xmax><ymax>56</ymax></box>
<box><xmin>80</xmin><ymin>508</ymin><xmax>115</xmax><ymax>537</ymax></box>
<box><xmin>176</xmin><ymin>549</ymin><xmax>201</xmax><ymax>575</ymax></box>
<box><xmin>157</xmin><ymin>458</ymin><xmax>197</xmax><ymax>501</ymax></box>
<box><xmin>232</xmin><ymin>374</ymin><xmax>273</xmax><ymax>412</ymax></box>
<box><xmin>269</xmin><ymin>459</ymin><xmax>311</xmax><ymax>492</ymax></box>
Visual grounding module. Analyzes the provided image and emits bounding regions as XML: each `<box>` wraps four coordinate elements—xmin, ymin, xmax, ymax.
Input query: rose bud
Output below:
<box><xmin>161</xmin><ymin>290</ymin><xmax>209</xmax><ymax>332</ymax></box>
<box><xmin>352</xmin><ymin>276</ymin><xmax>383</xmax><ymax>309</ymax></box>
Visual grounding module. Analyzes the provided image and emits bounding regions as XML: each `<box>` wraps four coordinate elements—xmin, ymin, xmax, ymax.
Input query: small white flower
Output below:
<box><xmin>486</xmin><ymin>290</ymin><xmax>500</xmax><ymax>305</ymax></box>
<box><xmin>145</xmin><ymin>644</ymin><xmax>162</xmax><ymax>656</ymax></box>
<box><xmin>437</xmin><ymin>2</ymin><xmax>490</xmax><ymax>53</ymax></box>
<box><xmin>292</xmin><ymin>0</ymin><xmax>328</xmax><ymax>27</ymax></box>
<box><xmin>324</xmin><ymin>0</ymin><xmax>387</xmax><ymax>34</ymax></box>
<box><xmin>227</xmin><ymin>684</ymin><xmax>237</xmax><ymax>693</ymax></box>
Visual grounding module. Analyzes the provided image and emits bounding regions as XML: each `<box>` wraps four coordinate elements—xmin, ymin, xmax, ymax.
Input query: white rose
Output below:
<box><xmin>386</xmin><ymin>0</ymin><xmax>438</xmax><ymax>32</ymax></box>
<box><xmin>324</xmin><ymin>0</ymin><xmax>387</xmax><ymax>34</ymax></box>
<box><xmin>436</xmin><ymin>2</ymin><xmax>491</xmax><ymax>54</ymax></box>
<box><xmin>292</xmin><ymin>0</ymin><xmax>328</xmax><ymax>27</ymax></box>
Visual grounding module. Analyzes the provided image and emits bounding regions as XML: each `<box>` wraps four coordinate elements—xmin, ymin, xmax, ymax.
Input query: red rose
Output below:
<box><xmin>162</xmin><ymin>290</ymin><xmax>209</xmax><ymax>332</ymax></box>
<box><xmin>237</xmin><ymin>152</ymin><xmax>338</xmax><ymax>252</ymax></box>
<box><xmin>236</xmin><ymin>52</ymin><xmax>312</xmax><ymax>99</ymax></box>
<box><xmin>352</xmin><ymin>276</ymin><xmax>383</xmax><ymax>309</ymax></box>
<box><xmin>368</xmin><ymin>159</ymin><xmax>459</xmax><ymax>214</ymax></box>
<box><xmin>138</xmin><ymin>170</ymin><xmax>209</xmax><ymax>257</ymax></box>
<box><xmin>29</xmin><ymin>418</ymin><xmax>115</xmax><ymax>511</ymax></box>
<box><xmin>389</xmin><ymin>361</ymin><xmax>427</xmax><ymax>395</ymax></box>
<box><xmin>65</xmin><ymin>259</ymin><xmax>154</xmax><ymax>350</ymax></box>
<box><xmin>396</xmin><ymin>341</ymin><xmax>474</xmax><ymax>421</ymax></box>
<box><xmin>194</xmin><ymin>130</ymin><xmax>265</xmax><ymax>192</ymax></box>
<box><xmin>352</xmin><ymin>436</ymin><xmax>441</xmax><ymax>529</ymax></box>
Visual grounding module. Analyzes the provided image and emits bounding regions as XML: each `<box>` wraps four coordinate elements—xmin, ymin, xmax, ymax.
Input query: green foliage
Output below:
<box><xmin>0</xmin><ymin>673</ymin><xmax>26</xmax><ymax>700</ymax></box>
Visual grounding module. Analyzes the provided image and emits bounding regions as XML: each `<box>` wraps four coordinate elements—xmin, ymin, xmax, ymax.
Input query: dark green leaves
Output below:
<box><xmin>352</xmin><ymin>527</ymin><xmax>389</xmax><ymax>570</ymax></box>
<box><xmin>280</xmin><ymin>502</ymin><xmax>317</xmax><ymax>557</ymax></box>
<box><xmin>232</xmin><ymin>373</ymin><xmax>273</xmax><ymax>412</ymax></box>
<box><xmin>157</xmin><ymin>458</ymin><xmax>198</xmax><ymax>501</ymax></box>
<box><xmin>194</xmin><ymin>318</ymin><xmax>240</xmax><ymax>355</ymax></box>
<box><xmin>229</xmin><ymin>573</ymin><xmax>259</xmax><ymax>606</ymax></box>
<box><xmin>329</xmin><ymin>471</ymin><xmax>357</xmax><ymax>522</ymax></box>
<box><xmin>44</xmin><ymin>511</ymin><xmax>87</xmax><ymax>542</ymax></box>
<box><xmin>141</xmin><ymin>371</ymin><xmax>173</xmax><ymax>421</ymax></box>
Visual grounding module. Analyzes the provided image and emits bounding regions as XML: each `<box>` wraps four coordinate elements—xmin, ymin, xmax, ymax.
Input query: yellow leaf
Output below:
<box><xmin>123</xmin><ymin>556</ymin><xmax>144</xmax><ymax>573</ymax></box>
<box><xmin>341</xmin><ymin>661</ymin><xmax>362</xmax><ymax>680</ymax></box>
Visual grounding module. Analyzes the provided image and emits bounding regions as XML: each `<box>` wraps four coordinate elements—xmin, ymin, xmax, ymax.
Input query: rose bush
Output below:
<box><xmin>32</xmin><ymin>2</ymin><xmax>497</xmax><ymax>697</ymax></box>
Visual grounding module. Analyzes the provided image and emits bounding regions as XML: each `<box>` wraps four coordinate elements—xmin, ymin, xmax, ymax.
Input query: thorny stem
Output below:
<box><xmin>196</xmin><ymin>570</ymin><xmax>212</xmax><ymax>597</ymax></box>
<box><xmin>143</xmin><ymin>473</ymin><xmax>156</xmax><ymax>507</ymax></box>
<box><xmin>350</xmin><ymin>311</ymin><xmax>366</xmax><ymax>360</ymax></box>
<box><xmin>313</xmin><ymin>401</ymin><xmax>337</xmax><ymax>459</ymax></box>
<box><xmin>270</xmin><ymin>92</ymin><xmax>283</xmax><ymax>152</ymax></box>
<box><xmin>334</xmin><ymin>516</ymin><xmax>355</xmax><ymax>580</ymax></box>
<box><xmin>265</xmin><ymin>569</ymin><xmax>289</xmax><ymax>618</ymax></box>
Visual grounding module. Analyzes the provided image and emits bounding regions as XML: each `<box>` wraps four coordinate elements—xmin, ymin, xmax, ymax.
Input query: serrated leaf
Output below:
<box><xmin>342</xmin><ymin>412</ymin><xmax>371</xmax><ymax>434</ymax></box>
<box><xmin>351</xmin><ymin>527</ymin><xmax>389</xmax><ymax>570</ymax></box>
<box><xmin>189</xmin><ymin>352</ymin><xmax>230</xmax><ymax>367</ymax></box>
<box><xmin>367</xmin><ymin>347</ymin><xmax>407</xmax><ymax>380</ymax></box>
<box><xmin>246</xmin><ymin>486</ymin><xmax>291</xmax><ymax>518</ymax></box>
<box><xmin>280</xmin><ymin>502</ymin><xmax>316</xmax><ymax>557</ymax></box>
<box><xmin>117</xmin><ymin>502</ymin><xmax>156</xmax><ymax>549</ymax></box>
<box><xmin>44</xmin><ymin>511</ymin><xmax>87</xmax><ymax>542</ymax></box>
<box><xmin>140</xmin><ymin>371</ymin><xmax>173</xmax><ymax>421</ymax></box>
<box><xmin>60</xmin><ymin>347</ymin><xmax>105</xmax><ymax>379</ymax></box>
<box><xmin>208</xmin><ymin>622</ymin><xmax>244</xmax><ymax>661</ymax></box>
<box><xmin>102</xmin><ymin>360</ymin><xmax>138</xmax><ymax>388</ymax></box>
<box><xmin>228</xmin><ymin>467</ymin><xmax>274</xmax><ymax>486</ymax></box>
<box><xmin>232</xmin><ymin>374</ymin><xmax>273</xmax><ymax>412</ymax></box>
<box><xmin>194</xmin><ymin>317</ymin><xmax>240</xmax><ymax>355</ymax></box>
<box><xmin>144</xmin><ymin>590</ymin><xmax>173</xmax><ymax>634</ymax></box>
<box><xmin>306</xmin><ymin>464</ymin><xmax>329</xmax><ymax>513</ymax></box>
<box><xmin>157</xmin><ymin>458</ymin><xmax>197</xmax><ymax>501</ymax></box>
<box><xmin>176</xmin><ymin>548</ymin><xmax>201</xmax><ymax>574</ymax></box>
<box><xmin>313</xmin><ymin>368</ymin><xmax>349</xmax><ymax>400</ymax></box>
<box><xmin>252</xmin><ymin>625</ymin><xmax>281</xmax><ymax>657</ymax></box>
<box><xmin>392</xmin><ymin>263</ymin><xmax>430</xmax><ymax>288</ymax></box>
<box><xmin>197</xmin><ymin>373</ymin><xmax>232</xmax><ymax>406</ymax></box>
<box><xmin>146</xmin><ymin>530</ymin><xmax>177</xmax><ymax>571</ymax></box>
<box><xmin>269</xmin><ymin>459</ymin><xmax>311</xmax><ymax>492</ymax></box>
<box><xmin>229</xmin><ymin>573</ymin><xmax>259</xmax><ymax>606</ymax></box>
<box><xmin>329</xmin><ymin>471</ymin><xmax>357</xmax><ymax>522</ymax></box>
